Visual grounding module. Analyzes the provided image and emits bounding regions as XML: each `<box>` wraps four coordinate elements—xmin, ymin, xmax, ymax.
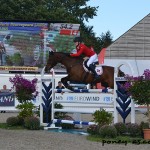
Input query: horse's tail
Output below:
<box><xmin>118</xmin><ymin>69</ymin><xmax>125</xmax><ymax>77</ymax></box>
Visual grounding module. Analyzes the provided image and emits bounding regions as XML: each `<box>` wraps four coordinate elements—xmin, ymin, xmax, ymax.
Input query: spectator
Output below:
<box><xmin>56</xmin><ymin>81</ymin><xmax>65</xmax><ymax>94</ymax></box>
<box><xmin>0</xmin><ymin>85</ymin><xmax>11</xmax><ymax>93</ymax></box>
<box><xmin>56</xmin><ymin>81</ymin><xmax>65</xmax><ymax>89</ymax></box>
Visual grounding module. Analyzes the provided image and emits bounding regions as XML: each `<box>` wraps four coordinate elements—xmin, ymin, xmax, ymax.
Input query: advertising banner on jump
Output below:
<box><xmin>0</xmin><ymin>21</ymin><xmax>80</xmax><ymax>72</ymax></box>
<box><xmin>55</xmin><ymin>93</ymin><xmax>113</xmax><ymax>104</ymax></box>
<box><xmin>0</xmin><ymin>92</ymin><xmax>15</xmax><ymax>106</ymax></box>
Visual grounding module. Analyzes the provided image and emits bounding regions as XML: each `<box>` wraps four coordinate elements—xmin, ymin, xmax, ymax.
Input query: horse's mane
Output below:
<box><xmin>55</xmin><ymin>52</ymin><xmax>84</xmax><ymax>63</ymax></box>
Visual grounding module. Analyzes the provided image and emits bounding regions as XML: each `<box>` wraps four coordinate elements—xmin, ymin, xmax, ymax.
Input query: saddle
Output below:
<box><xmin>83</xmin><ymin>59</ymin><xmax>103</xmax><ymax>75</ymax></box>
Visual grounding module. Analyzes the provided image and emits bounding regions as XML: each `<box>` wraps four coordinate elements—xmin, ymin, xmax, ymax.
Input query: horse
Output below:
<box><xmin>45</xmin><ymin>51</ymin><xmax>124</xmax><ymax>90</ymax></box>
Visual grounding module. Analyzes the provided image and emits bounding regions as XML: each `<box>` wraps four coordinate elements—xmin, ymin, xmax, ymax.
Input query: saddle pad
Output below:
<box><xmin>83</xmin><ymin>61</ymin><xmax>103</xmax><ymax>75</ymax></box>
<box><xmin>95</xmin><ymin>65</ymin><xmax>103</xmax><ymax>75</ymax></box>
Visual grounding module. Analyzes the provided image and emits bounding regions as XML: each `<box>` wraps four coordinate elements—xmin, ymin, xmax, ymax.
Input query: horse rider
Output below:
<box><xmin>70</xmin><ymin>36</ymin><xmax>100</xmax><ymax>79</ymax></box>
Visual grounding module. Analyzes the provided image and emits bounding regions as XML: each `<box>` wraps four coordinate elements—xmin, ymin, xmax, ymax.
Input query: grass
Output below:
<box><xmin>0</xmin><ymin>123</ymin><xmax>25</xmax><ymax>130</ymax></box>
<box><xmin>0</xmin><ymin>122</ymin><xmax>44</xmax><ymax>130</ymax></box>
<box><xmin>87</xmin><ymin>134</ymin><xmax>144</xmax><ymax>143</ymax></box>
<box><xmin>87</xmin><ymin>135</ymin><xmax>150</xmax><ymax>145</ymax></box>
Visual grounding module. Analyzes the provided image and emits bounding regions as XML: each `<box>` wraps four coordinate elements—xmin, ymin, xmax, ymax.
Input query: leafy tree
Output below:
<box><xmin>80</xmin><ymin>24</ymin><xmax>113</xmax><ymax>53</ymax></box>
<box><xmin>0</xmin><ymin>0</ymin><xmax>98</xmax><ymax>21</ymax></box>
<box><xmin>0</xmin><ymin>0</ymin><xmax>49</xmax><ymax>20</ymax></box>
<box><xmin>80</xmin><ymin>23</ymin><xmax>102</xmax><ymax>53</ymax></box>
<box><xmin>99</xmin><ymin>31</ymin><xmax>113</xmax><ymax>49</ymax></box>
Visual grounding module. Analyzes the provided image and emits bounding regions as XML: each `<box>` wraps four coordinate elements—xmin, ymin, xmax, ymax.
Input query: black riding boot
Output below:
<box><xmin>89</xmin><ymin>64</ymin><xmax>100</xmax><ymax>79</ymax></box>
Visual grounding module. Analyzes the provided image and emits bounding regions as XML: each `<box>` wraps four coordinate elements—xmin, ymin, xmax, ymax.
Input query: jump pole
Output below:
<box><xmin>114</xmin><ymin>62</ymin><xmax>135</xmax><ymax>124</ymax></box>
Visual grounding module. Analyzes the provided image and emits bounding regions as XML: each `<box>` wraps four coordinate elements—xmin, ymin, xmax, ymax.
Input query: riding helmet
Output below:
<box><xmin>73</xmin><ymin>36</ymin><xmax>82</xmax><ymax>43</ymax></box>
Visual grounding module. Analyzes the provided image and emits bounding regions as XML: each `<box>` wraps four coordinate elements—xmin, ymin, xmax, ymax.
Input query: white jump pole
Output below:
<box><xmin>131</xmin><ymin>98</ymin><xmax>135</xmax><ymax>123</ymax></box>
<box><xmin>113</xmin><ymin>67</ymin><xmax>118</xmax><ymax>123</ymax></box>
<box><xmin>40</xmin><ymin>67</ymin><xmax>45</xmax><ymax>125</ymax></box>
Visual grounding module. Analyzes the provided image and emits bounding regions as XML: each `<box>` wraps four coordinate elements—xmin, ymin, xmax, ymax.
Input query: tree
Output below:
<box><xmin>0</xmin><ymin>0</ymin><xmax>49</xmax><ymax>20</ymax></box>
<box><xmin>99</xmin><ymin>31</ymin><xmax>113</xmax><ymax>49</ymax></box>
<box><xmin>80</xmin><ymin>23</ymin><xmax>102</xmax><ymax>53</ymax></box>
<box><xmin>0</xmin><ymin>0</ymin><xmax>98</xmax><ymax>21</ymax></box>
<box><xmin>80</xmin><ymin>24</ymin><xmax>113</xmax><ymax>53</ymax></box>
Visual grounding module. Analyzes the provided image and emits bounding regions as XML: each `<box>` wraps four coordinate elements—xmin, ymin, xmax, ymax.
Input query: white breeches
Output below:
<box><xmin>87</xmin><ymin>54</ymin><xmax>98</xmax><ymax>67</ymax></box>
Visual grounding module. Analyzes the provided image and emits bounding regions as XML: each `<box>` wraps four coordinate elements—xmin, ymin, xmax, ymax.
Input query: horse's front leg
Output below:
<box><xmin>61</xmin><ymin>76</ymin><xmax>73</xmax><ymax>91</ymax></box>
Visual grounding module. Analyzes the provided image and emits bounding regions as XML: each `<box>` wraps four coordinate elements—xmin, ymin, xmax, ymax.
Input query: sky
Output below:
<box><xmin>86</xmin><ymin>0</ymin><xmax>150</xmax><ymax>40</ymax></box>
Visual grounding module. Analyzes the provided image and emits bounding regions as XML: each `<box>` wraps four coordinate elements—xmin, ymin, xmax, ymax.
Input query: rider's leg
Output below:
<box><xmin>87</xmin><ymin>54</ymin><xmax>100</xmax><ymax>79</ymax></box>
<box><xmin>86</xmin><ymin>54</ymin><xmax>98</xmax><ymax>67</ymax></box>
<box><xmin>89</xmin><ymin>64</ymin><xmax>100</xmax><ymax>79</ymax></box>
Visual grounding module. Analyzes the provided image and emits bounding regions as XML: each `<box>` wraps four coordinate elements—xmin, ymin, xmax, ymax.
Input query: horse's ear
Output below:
<box><xmin>49</xmin><ymin>50</ymin><xmax>54</xmax><ymax>56</ymax></box>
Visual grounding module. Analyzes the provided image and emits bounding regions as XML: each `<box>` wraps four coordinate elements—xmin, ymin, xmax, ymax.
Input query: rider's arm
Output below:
<box><xmin>70</xmin><ymin>46</ymin><xmax>84</xmax><ymax>57</ymax></box>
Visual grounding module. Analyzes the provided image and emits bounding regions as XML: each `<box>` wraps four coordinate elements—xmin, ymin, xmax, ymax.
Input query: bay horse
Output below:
<box><xmin>45</xmin><ymin>51</ymin><xmax>124</xmax><ymax>90</ymax></box>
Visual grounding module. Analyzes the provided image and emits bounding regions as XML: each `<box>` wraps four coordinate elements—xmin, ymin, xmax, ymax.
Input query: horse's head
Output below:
<box><xmin>45</xmin><ymin>51</ymin><xmax>58</xmax><ymax>73</ymax></box>
<box><xmin>45</xmin><ymin>51</ymin><xmax>82</xmax><ymax>73</ymax></box>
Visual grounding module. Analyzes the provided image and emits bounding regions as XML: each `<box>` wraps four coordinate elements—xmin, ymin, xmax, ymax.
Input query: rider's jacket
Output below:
<box><xmin>70</xmin><ymin>43</ymin><xmax>95</xmax><ymax>57</ymax></box>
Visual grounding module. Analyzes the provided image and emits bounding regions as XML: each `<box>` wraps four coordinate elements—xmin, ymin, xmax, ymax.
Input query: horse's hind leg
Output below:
<box><xmin>61</xmin><ymin>76</ymin><xmax>73</xmax><ymax>91</ymax></box>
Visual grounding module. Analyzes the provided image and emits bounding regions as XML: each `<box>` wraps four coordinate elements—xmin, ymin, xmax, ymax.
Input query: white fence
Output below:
<box><xmin>54</xmin><ymin>92</ymin><xmax>114</xmax><ymax>113</ymax></box>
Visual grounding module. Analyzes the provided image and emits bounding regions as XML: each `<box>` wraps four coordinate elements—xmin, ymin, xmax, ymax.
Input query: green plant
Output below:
<box><xmin>99</xmin><ymin>125</ymin><xmax>117</xmax><ymax>138</ymax></box>
<box><xmin>114</xmin><ymin>122</ymin><xmax>127</xmax><ymax>135</ymax></box>
<box><xmin>92</xmin><ymin>109</ymin><xmax>113</xmax><ymax>127</ymax></box>
<box><xmin>140</xmin><ymin>121</ymin><xmax>150</xmax><ymax>137</ymax></box>
<box><xmin>61</xmin><ymin>115</ymin><xmax>75</xmax><ymax>129</ymax></box>
<box><xmin>16</xmin><ymin>102</ymin><xmax>36</xmax><ymax>119</ymax></box>
<box><xmin>6</xmin><ymin>116</ymin><xmax>19</xmax><ymax>126</ymax></box>
<box><xmin>126</xmin><ymin>123</ymin><xmax>141</xmax><ymax>137</ymax></box>
<box><xmin>54</xmin><ymin>103</ymin><xmax>66</xmax><ymax>119</ymax></box>
<box><xmin>0</xmin><ymin>123</ymin><xmax>25</xmax><ymax>130</ymax></box>
<box><xmin>140</xmin><ymin>121</ymin><xmax>149</xmax><ymax>129</ymax></box>
<box><xmin>24</xmin><ymin>116</ymin><xmax>40</xmax><ymax>130</ymax></box>
<box><xmin>87</xmin><ymin>125</ymin><xmax>99</xmax><ymax>135</ymax></box>
<box><xmin>123</xmin><ymin>69</ymin><xmax>150</xmax><ymax>124</ymax></box>
<box><xmin>17</xmin><ymin>116</ymin><xmax>25</xmax><ymax>125</ymax></box>
<box><xmin>9</xmin><ymin>75</ymin><xmax>38</xmax><ymax>120</ymax></box>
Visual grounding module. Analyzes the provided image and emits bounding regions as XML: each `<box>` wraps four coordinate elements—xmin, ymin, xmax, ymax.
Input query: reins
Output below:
<box><xmin>54</xmin><ymin>53</ymin><xmax>90</xmax><ymax>82</ymax></box>
<box><xmin>57</xmin><ymin>54</ymin><xmax>82</xmax><ymax>71</ymax></box>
